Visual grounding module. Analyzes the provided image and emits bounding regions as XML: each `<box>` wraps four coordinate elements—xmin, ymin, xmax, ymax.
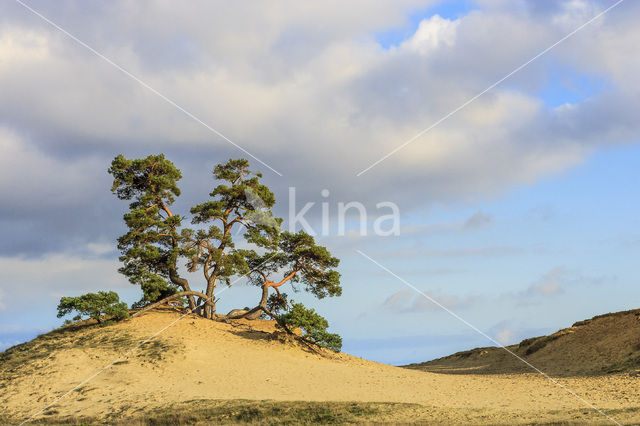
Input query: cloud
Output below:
<box><xmin>0</xmin><ymin>0</ymin><xmax>637</xmax><ymax>226</ymax></box>
<box><xmin>400</xmin><ymin>14</ymin><xmax>459</xmax><ymax>54</ymax></box>
<box><xmin>381</xmin><ymin>289</ymin><xmax>414</xmax><ymax>311</ymax></box>
<box><xmin>0</xmin><ymin>0</ymin><xmax>638</xmax><ymax>339</ymax></box>
<box><xmin>0</xmin><ymin>0</ymin><xmax>637</xmax><ymax>261</ymax></box>
<box><xmin>488</xmin><ymin>319</ymin><xmax>550</xmax><ymax>347</ymax></box>
<box><xmin>381</xmin><ymin>288</ymin><xmax>479</xmax><ymax>313</ymax></box>
<box><xmin>511</xmin><ymin>266</ymin><xmax>613</xmax><ymax>305</ymax></box>
<box><xmin>464</xmin><ymin>211</ymin><xmax>493</xmax><ymax>230</ymax></box>
<box><xmin>0</xmin><ymin>0</ymin><xmax>638</xmax><ymax>367</ymax></box>
<box><xmin>384</xmin><ymin>245</ymin><xmax>526</xmax><ymax>259</ymax></box>
<box><xmin>526</xmin><ymin>266</ymin><xmax>567</xmax><ymax>296</ymax></box>
<box><xmin>398</xmin><ymin>210</ymin><xmax>493</xmax><ymax>235</ymax></box>
<box><xmin>0</xmin><ymin>127</ymin><xmax>121</xmax><ymax>256</ymax></box>
<box><xmin>0</xmin><ymin>251</ymin><xmax>129</xmax><ymax>311</ymax></box>
<box><xmin>494</xmin><ymin>328</ymin><xmax>517</xmax><ymax>346</ymax></box>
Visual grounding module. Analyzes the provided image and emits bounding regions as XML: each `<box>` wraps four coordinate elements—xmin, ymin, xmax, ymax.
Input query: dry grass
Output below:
<box><xmin>6</xmin><ymin>399</ymin><xmax>640</xmax><ymax>425</ymax></box>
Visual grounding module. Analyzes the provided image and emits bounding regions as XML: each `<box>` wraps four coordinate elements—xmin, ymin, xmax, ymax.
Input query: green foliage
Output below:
<box><xmin>276</xmin><ymin>302</ymin><xmax>342</xmax><ymax>352</ymax></box>
<box><xmin>109</xmin><ymin>154</ymin><xmax>187</xmax><ymax>302</ymax></box>
<box><xmin>257</xmin><ymin>292</ymin><xmax>290</xmax><ymax>320</ymax></box>
<box><xmin>109</xmin><ymin>154</ymin><xmax>182</xmax><ymax>208</ymax></box>
<box><xmin>107</xmin><ymin>154</ymin><xmax>342</xmax><ymax>337</ymax></box>
<box><xmin>57</xmin><ymin>291</ymin><xmax>129</xmax><ymax>324</ymax></box>
<box><xmin>267</xmin><ymin>292</ymin><xmax>289</xmax><ymax>314</ymax></box>
<box><xmin>186</xmin><ymin>159</ymin><xmax>279</xmax><ymax>289</ymax></box>
<box><xmin>279</xmin><ymin>231</ymin><xmax>341</xmax><ymax>298</ymax></box>
<box><xmin>243</xmin><ymin>230</ymin><xmax>341</xmax><ymax>308</ymax></box>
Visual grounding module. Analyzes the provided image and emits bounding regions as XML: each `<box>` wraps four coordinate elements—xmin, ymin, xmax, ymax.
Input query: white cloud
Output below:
<box><xmin>0</xmin><ymin>0</ymin><xmax>629</xmax><ymax>309</ymax></box>
<box><xmin>87</xmin><ymin>242</ymin><xmax>116</xmax><ymax>256</ymax></box>
<box><xmin>400</xmin><ymin>14</ymin><xmax>459</xmax><ymax>54</ymax></box>
<box><xmin>0</xmin><ymin>28</ymin><xmax>49</xmax><ymax>68</ymax></box>
<box><xmin>495</xmin><ymin>327</ymin><xmax>517</xmax><ymax>345</ymax></box>
<box><xmin>382</xmin><ymin>288</ymin><xmax>479</xmax><ymax>313</ymax></box>
<box><xmin>0</xmin><ymin>0</ymin><xmax>637</xmax><ymax>256</ymax></box>
<box><xmin>516</xmin><ymin>266</ymin><xmax>612</xmax><ymax>303</ymax></box>
<box><xmin>551</xmin><ymin>0</ymin><xmax>600</xmax><ymax>29</ymax></box>
<box><xmin>527</xmin><ymin>267</ymin><xmax>567</xmax><ymax>296</ymax></box>
<box><xmin>1</xmin><ymin>0</ymin><xmax>637</xmax><ymax>356</ymax></box>
<box><xmin>0</xmin><ymin>252</ymin><xmax>128</xmax><ymax>310</ymax></box>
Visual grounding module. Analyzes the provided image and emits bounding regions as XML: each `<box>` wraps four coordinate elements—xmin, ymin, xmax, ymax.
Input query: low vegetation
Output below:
<box><xmin>57</xmin><ymin>291</ymin><xmax>129</xmax><ymax>325</ymax></box>
<box><xmin>0</xmin><ymin>320</ymin><xmax>175</xmax><ymax>391</ymax></box>
<box><xmin>5</xmin><ymin>398</ymin><xmax>638</xmax><ymax>425</ymax></box>
<box><xmin>275</xmin><ymin>302</ymin><xmax>342</xmax><ymax>352</ymax></box>
<box><xmin>0</xmin><ymin>400</ymin><xmax>418</xmax><ymax>425</ymax></box>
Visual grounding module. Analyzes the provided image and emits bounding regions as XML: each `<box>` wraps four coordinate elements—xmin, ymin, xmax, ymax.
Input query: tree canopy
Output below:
<box><xmin>98</xmin><ymin>154</ymin><xmax>343</xmax><ymax>350</ymax></box>
<box><xmin>109</xmin><ymin>154</ymin><xmax>195</xmax><ymax>308</ymax></box>
<box><xmin>238</xmin><ymin>230</ymin><xmax>341</xmax><ymax>320</ymax></box>
<box><xmin>185</xmin><ymin>158</ymin><xmax>279</xmax><ymax>318</ymax></box>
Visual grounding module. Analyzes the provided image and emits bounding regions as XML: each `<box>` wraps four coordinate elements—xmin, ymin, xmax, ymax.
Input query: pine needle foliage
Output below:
<box><xmin>57</xmin><ymin>291</ymin><xmax>129</xmax><ymax>324</ymax></box>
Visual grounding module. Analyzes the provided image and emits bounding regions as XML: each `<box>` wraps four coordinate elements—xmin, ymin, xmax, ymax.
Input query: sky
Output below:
<box><xmin>1</xmin><ymin>0</ymin><xmax>639</xmax><ymax>365</ymax></box>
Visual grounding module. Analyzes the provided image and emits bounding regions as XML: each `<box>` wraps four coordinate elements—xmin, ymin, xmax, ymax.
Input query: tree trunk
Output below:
<box><xmin>243</xmin><ymin>283</ymin><xmax>269</xmax><ymax>320</ymax></box>
<box><xmin>169</xmin><ymin>268</ymin><xmax>197</xmax><ymax>311</ymax></box>
<box><xmin>195</xmin><ymin>297</ymin><xmax>203</xmax><ymax>316</ymax></box>
<box><xmin>204</xmin><ymin>277</ymin><xmax>217</xmax><ymax>319</ymax></box>
<box><xmin>131</xmin><ymin>291</ymin><xmax>212</xmax><ymax>318</ymax></box>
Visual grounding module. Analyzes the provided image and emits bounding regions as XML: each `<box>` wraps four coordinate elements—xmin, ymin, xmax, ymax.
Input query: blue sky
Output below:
<box><xmin>338</xmin><ymin>142</ymin><xmax>640</xmax><ymax>363</ymax></box>
<box><xmin>1</xmin><ymin>0</ymin><xmax>638</xmax><ymax>366</ymax></box>
<box><xmin>538</xmin><ymin>64</ymin><xmax>608</xmax><ymax>107</ymax></box>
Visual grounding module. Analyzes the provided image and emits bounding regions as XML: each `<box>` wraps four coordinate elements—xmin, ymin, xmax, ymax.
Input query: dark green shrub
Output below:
<box><xmin>276</xmin><ymin>302</ymin><xmax>342</xmax><ymax>352</ymax></box>
<box><xmin>57</xmin><ymin>291</ymin><xmax>129</xmax><ymax>325</ymax></box>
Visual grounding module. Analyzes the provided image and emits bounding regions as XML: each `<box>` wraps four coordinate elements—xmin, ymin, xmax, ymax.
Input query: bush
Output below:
<box><xmin>276</xmin><ymin>302</ymin><xmax>342</xmax><ymax>352</ymax></box>
<box><xmin>57</xmin><ymin>291</ymin><xmax>129</xmax><ymax>325</ymax></box>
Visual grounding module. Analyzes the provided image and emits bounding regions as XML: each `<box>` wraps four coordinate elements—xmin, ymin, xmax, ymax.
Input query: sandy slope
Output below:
<box><xmin>1</xmin><ymin>309</ymin><xmax>639</xmax><ymax>424</ymax></box>
<box><xmin>407</xmin><ymin>309</ymin><xmax>640</xmax><ymax>377</ymax></box>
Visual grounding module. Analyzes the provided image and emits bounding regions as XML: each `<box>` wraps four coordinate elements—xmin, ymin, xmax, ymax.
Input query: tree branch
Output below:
<box><xmin>269</xmin><ymin>269</ymin><xmax>298</xmax><ymax>288</ymax></box>
<box><xmin>157</xmin><ymin>198</ymin><xmax>173</xmax><ymax>217</ymax></box>
<box><xmin>130</xmin><ymin>291</ymin><xmax>212</xmax><ymax>318</ymax></box>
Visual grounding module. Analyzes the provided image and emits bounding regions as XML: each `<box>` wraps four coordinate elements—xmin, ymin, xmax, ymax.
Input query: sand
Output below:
<box><xmin>1</xmin><ymin>309</ymin><xmax>639</xmax><ymax>424</ymax></box>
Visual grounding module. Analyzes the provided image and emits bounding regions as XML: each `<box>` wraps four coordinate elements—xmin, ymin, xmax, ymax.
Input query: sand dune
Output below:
<box><xmin>1</xmin><ymin>308</ymin><xmax>639</xmax><ymax>424</ymax></box>
<box><xmin>406</xmin><ymin>309</ymin><xmax>640</xmax><ymax>377</ymax></box>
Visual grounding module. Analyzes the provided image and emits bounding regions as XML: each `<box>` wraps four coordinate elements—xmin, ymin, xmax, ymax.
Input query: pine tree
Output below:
<box><xmin>57</xmin><ymin>291</ymin><xmax>129</xmax><ymax>324</ymax></box>
<box><xmin>108</xmin><ymin>153</ymin><xmax>342</xmax><ymax>349</ymax></box>
<box><xmin>109</xmin><ymin>154</ymin><xmax>198</xmax><ymax>310</ymax></box>
<box><xmin>239</xmin><ymin>230</ymin><xmax>341</xmax><ymax>320</ymax></box>
<box><xmin>110</xmin><ymin>155</ymin><xmax>279</xmax><ymax>318</ymax></box>
<box><xmin>187</xmin><ymin>159</ymin><xmax>279</xmax><ymax>318</ymax></box>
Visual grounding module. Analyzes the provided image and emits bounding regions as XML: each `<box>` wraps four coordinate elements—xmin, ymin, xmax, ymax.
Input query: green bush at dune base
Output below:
<box><xmin>276</xmin><ymin>302</ymin><xmax>342</xmax><ymax>352</ymax></box>
<box><xmin>57</xmin><ymin>291</ymin><xmax>129</xmax><ymax>325</ymax></box>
